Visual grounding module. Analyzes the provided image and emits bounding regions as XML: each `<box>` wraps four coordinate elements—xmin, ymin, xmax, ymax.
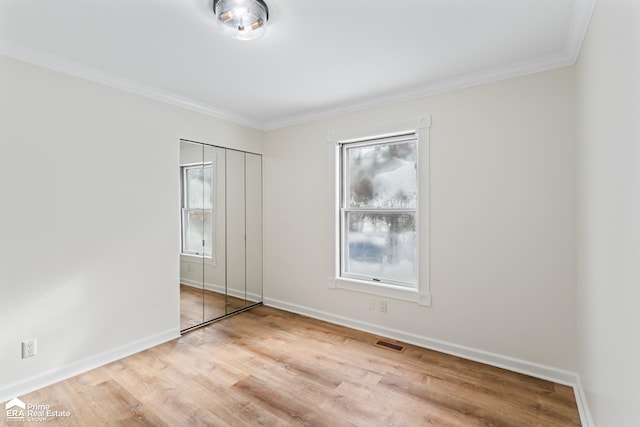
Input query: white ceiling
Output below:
<box><xmin>0</xmin><ymin>0</ymin><xmax>595</xmax><ymax>130</ymax></box>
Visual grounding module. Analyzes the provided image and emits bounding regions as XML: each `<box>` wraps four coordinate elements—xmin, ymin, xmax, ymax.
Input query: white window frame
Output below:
<box><xmin>340</xmin><ymin>135</ymin><xmax>419</xmax><ymax>288</ymax></box>
<box><xmin>180</xmin><ymin>160</ymin><xmax>216</xmax><ymax>264</ymax></box>
<box><xmin>328</xmin><ymin>116</ymin><xmax>432</xmax><ymax>306</ymax></box>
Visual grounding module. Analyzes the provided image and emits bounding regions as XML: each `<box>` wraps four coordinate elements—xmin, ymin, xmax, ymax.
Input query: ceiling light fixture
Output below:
<box><xmin>213</xmin><ymin>0</ymin><xmax>269</xmax><ymax>41</ymax></box>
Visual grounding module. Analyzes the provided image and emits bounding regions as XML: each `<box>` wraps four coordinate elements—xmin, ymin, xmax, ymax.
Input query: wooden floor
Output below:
<box><xmin>12</xmin><ymin>306</ymin><xmax>581</xmax><ymax>426</ymax></box>
<box><xmin>180</xmin><ymin>284</ymin><xmax>248</xmax><ymax>330</ymax></box>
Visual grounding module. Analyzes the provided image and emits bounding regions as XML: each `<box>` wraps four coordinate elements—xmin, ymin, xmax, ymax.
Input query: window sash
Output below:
<box><xmin>180</xmin><ymin>163</ymin><xmax>214</xmax><ymax>259</ymax></box>
<box><xmin>339</xmin><ymin>134</ymin><xmax>419</xmax><ymax>289</ymax></box>
<box><xmin>183</xmin><ymin>164</ymin><xmax>213</xmax><ymax>209</ymax></box>
<box><xmin>343</xmin><ymin>137</ymin><xmax>418</xmax><ymax>209</ymax></box>
<box><xmin>341</xmin><ymin>209</ymin><xmax>418</xmax><ymax>289</ymax></box>
<box><xmin>182</xmin><ymin>208</ymin><xmax>213</xmax><ymax>257</ymax></box>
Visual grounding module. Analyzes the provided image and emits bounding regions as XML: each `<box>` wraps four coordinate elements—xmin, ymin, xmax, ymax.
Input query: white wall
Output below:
<box><xmin>263</xmin><ymin>67</ymin><xmax>577</xmax><ymax>371</ymax></box>
<box><xmin>0</xmin><ymin>55</ymin><xmax>262</xmax><ymax>398</ymax></box>
<box><xmin>575</xmin><ymin>0</ymin><xmax>640</xmax><ymax>425</ymax></box>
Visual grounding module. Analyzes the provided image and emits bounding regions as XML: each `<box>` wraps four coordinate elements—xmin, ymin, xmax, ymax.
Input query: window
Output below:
<box><xmin>181</xmin><ymin>163</ymin><xmax>214</xmax><ymax>258</ymax></box>
<box><xmin>340</xmin><ymin>134</ymin><xmax>418</xmax><ymax>289</ymax></box>
<box><xmin>330</xmin><ymin>116</ymin><xmax>431</xmax><ymax>306</ymax></box>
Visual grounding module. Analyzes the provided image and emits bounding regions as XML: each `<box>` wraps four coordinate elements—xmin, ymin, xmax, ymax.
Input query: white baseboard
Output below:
<box><xmin>0</xmin><ymin>328</ymin><xmax>180</xmax><ymax>403</ymax></box>
<box><xmin>573</xmin><ymin>376</ymin><xmax>594</xmax><ymax>427</ymax></box>
<box><xmin>263</xmin><ymin>297</ymin><xmax>593</xmax><ymax>426</ymax></box>
<box><xmin>180</xmin><ymin>278</ymin><xmax>262</xmax><ymax>303</ymax></box>
<box><xmin>0</xmin><ymin>295</ymin><xmax>593</xmax><ymax>426</ymax></box>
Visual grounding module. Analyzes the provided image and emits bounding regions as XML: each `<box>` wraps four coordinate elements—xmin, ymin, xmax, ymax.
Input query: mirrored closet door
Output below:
<box><xmin>179</xmin><ymin>140</ymin><xmax>262</xmax><ymax>332</ymax></box>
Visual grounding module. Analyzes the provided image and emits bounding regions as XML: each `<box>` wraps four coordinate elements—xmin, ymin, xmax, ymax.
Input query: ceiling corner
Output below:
<box><xmin>566</xmin><ymin>0</ymin><xmax>598</xmax><ymax>63</ymax></box>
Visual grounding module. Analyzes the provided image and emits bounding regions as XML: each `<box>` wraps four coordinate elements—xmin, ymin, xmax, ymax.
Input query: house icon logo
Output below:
<box><xmin>5</xmin><ymin>398</ymin><xmax>25</xmax><ymax>410</ymax></box>
<box><xmin>5</xmin><ymin>397</ymin><xmax>26</xmax><ymax>422</ymax></box>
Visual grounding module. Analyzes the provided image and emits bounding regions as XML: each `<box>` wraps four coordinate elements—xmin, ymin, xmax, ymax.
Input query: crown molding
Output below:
<box><xmin>262</xmin><ymin>52</ymin><xmax>574</xmax><ymax>130</ymax></box>
<box><xmin>566</xmin><ymin>0</ymin><xmax>597</xmax><ymax>63</ymax></box>
<box><xmin>263</xmin><ymin>0</ymin><xmax>597</xmax><ymax>130</ymax></box>
<box><xmin>0</xmin><ymin>40</ymin><xmax>265</xmax><ymax>130</ymax></box>
<box><xmin>0</xmin><ymin>0</ymin><xmax>596</xmax><ymax>132</ymax></box>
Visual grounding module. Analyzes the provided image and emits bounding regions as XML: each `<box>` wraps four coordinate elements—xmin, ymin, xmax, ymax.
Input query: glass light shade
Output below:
<box><xmin>214</xmin><ymin>0</ymin><xmax>269</xmax><ymax>41</ymax></box>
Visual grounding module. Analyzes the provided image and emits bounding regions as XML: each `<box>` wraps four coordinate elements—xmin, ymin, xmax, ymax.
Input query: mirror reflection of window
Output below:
<box><xmin>181</xmin><ymin>163</ymin><xmax>214</xmax><ymax>258</ymax></box>
<box><xmin>179</xmin><ymin>140</ymin><xmax>263</xmax><ymax>333</ymax></box>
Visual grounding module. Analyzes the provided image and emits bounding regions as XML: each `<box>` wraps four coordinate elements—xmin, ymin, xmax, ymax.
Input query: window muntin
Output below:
<box><xmin>340</xmin><ymin>135</ymin><xmax>418</xmax><ymax>289</ymax></box>
<box><xmin>181</xmin><ymin>164</ymin><xmax>214</xmax><ymax>258</ymax></box>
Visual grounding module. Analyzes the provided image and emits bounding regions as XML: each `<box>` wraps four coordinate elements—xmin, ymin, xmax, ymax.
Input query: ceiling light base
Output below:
<box><xmin>213</xmin><ymin>0</ymin><xmax>269</xmax><ymax>41</ymax></box>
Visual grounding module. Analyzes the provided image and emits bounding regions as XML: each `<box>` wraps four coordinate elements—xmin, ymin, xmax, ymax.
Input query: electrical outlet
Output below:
<box><xmin>379</xmin><ymin>300</ymin><xmax>387</xmax><ymax>313</ymax></box>
<box><xmin>368</xmin><ymin>298</ymin><xmax>376</xmax><ymax>311</ymax></box>
<box><xmin>22</xmin><ymin>339</ymin><xmax>37</xmax><ymax>359</ymax></box>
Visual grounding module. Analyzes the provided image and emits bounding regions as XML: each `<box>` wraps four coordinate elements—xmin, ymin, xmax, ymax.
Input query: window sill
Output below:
<box><xmin>180</xmin><ymin>253</ymin><xmax>217</xmax><ymax>267</ymax></box>
<box><xmin>330</xmin><ymin>277</ymin><xmax>432</xmax><ymax>306</ymax></box>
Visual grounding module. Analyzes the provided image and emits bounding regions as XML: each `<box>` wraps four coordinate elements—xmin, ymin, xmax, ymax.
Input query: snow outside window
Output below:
<box><xmin>340</xmin><ymin>134</ymin><xmax>418</xmax><ymax>289</ymax></box>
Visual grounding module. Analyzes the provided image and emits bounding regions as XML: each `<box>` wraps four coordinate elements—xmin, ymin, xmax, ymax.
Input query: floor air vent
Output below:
<box><xmin>374</xmin><ymin>340</ymin><xmax>406</xmax><ymax>353</ymax></box>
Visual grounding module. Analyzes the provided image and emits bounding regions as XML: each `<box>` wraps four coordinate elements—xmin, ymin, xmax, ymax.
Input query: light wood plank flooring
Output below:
<box><xmin>9</xmin><ymin>306</ymin><xmax>581</xmax><ymax>426</ymax></box>
<box><xmin>180</xmin><ymin>284</ymin><xmax>248</xmax><ymax>330</ymax></box>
